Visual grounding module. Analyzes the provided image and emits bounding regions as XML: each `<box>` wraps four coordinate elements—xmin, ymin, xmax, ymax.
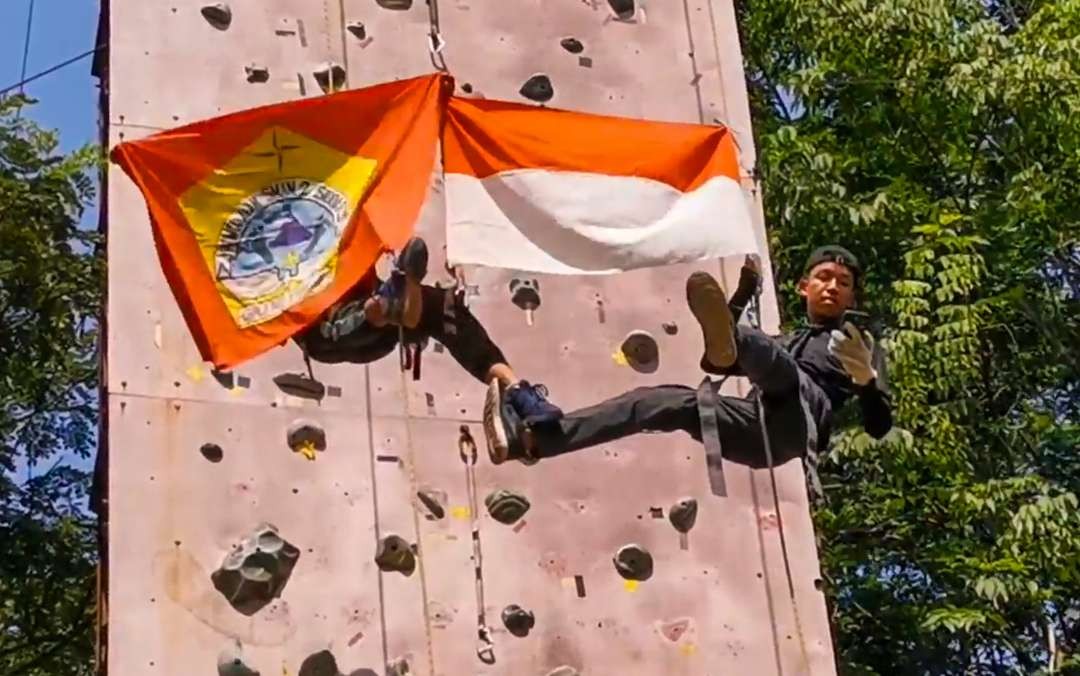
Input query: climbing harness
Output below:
<box><xmin>459</xmin><ymin>426</ymin><xmax>496</xmax><ymax>664</ymax></box>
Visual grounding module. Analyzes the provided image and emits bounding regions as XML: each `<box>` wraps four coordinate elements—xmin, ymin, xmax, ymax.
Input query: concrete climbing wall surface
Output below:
<box><xmin>101</xmin><ymin>1</ymin><xmax>837</xmax><ymax>674</ymax></box>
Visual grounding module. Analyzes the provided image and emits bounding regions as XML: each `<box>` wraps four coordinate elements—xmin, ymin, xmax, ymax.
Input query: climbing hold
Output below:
<box><xmin>386</xmin><ymin>656</ymin><xmax>411</xmax><ymax>676</ymax></box>
<box><xmin>613</xmin><ymin>544</ymin><xmax>653</xmax><ymax>581</ymax></box>
<box><xmin>560</xmin><ymin>37</ymin><xmax>584</xmax><ymax>54</ymax></box>
<box><xmin>245</xmin><ymin>65</ymin><xmax>270</xmax><ymax>84</ymax></box>
<box><xmin>620</xmin><ymin>330</ymin><xmax>660</xmax><ymax>374</ymax></box>
<box><xmin>201</xmin><ymin>3</ymin><xmax>232</xmax><ymax>30</ymax></box>
<box><xmin>346</xmin><ymin>21</ymin><xmax>367</xmax><ymax>40</ymax></box>
<box><xmin>211</xmin><ymin>523</ymin><xmax>300</xmax><ymax>616</ymax></box>
<box><xmin>485</xmin><ymin>489</ymin><xmax>531</xmax><ymax>525</ymax></box>
<box><xmin>519</xmin><ymin>74</ymin><xmax>554</xmax><ymax>103</ymax></box>
<box><xmin>200</xmin><ymin>443</ymin><xmax>224</xmax><ymax>463</ymax></box>
<box><xmin>607</xmin><ymin>0</ymin><xmax>636</xmax><ymax>20</ymax></box>
<box><xmin>668</xmin><ymin>497</ymin><xmax>698</xmax><ymax>533</ymax></box>
<box><xmin>273</xmin><ymin>373</ymin><xmax>326</xmax><ymax>401</ymax></box>
<box><xmin>546</xmin><ymin>667</ymin><xmax>580</xmax><ymax>676</ymax></box>
<box><xmin>217</xmin><ymin>641</ymin><xmax>260</xmax><ymax>676</ymax></box>
<box><xmin>313</xmin><ymin>62</ymin><xmax>347</xmax><ymax>94</ymax></box>
<box><xmin>659</xmin><ymin>618</ymin><xmax>691</xmax><ymax>642</ymax></box>
<box><xmin>298</xmin><ymin>650</ymin><xmax>338</xmax><ymax>676</ymax></box>
<box><xmin>662</xmin><ymin>321</ymin><xmax>679</xmax><ymax>335</ymax></box>
<box><xmin>375</xmin><ymin>534</ymin><xmax>416</xmax><ymax>576</ymax></box>
<box><xmin>460</xmin><ymin>82</ymin><xmax>474</xmax><ymax>94</ymax></box>
<box><xmin>502</xmin><ymin>604</ymin><xmax>536</xmax><ymax>637</ymax></box>
<box><xmin>416</xmin><ymin>488</ymin><xmax>447</xmax><ymax>520</ymax></box>
<box><xmin>509</xmin><ymin>278</ymin><xmax>541</xmax><ymax>325</ymax></box>
<box><xmin>287</xmin><ymin>420</ymin><xmax>326</xmax><ymax>460</ymax></box>
<box><xmin>376</xmin><ymin>0</ymin><xmax>413</xmax><ymax>9</ymax></box>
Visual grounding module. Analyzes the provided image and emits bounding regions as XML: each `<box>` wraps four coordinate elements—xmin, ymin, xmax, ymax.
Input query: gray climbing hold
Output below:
<box><xmin>273</xmin><ymin>373</ymin><xmax>326</xmax><ymax>401</ymax></box>
<box><xmin>417</xmin><ymin>488</ymin><xmax>446</xmax><ymax>520</ymax></box>
<box><xmin>485</xmin><ymin>489</ymin><xmax>531</xmax><ymax>525</ymax></box>
<box><xmin>376</xmin><ymin>0</ymin><xmax>413</xmax><ymax>9</ymax></box>
<box><xmin>546</xmin><ymin>667</ymin><xmax>580</xmax><ymax>676</ymax></box>
<box><xmin>201</xmin><ymin>3</ymin><xmax>232</xmax><ymax>29</ymax></box>
<box><xmin>621</xmin><ymin>330</ymin><xmax>660</xmax><ymax>374</ymax></box>
<box><xmin>375</xmin><ymin>534</ymin><xmax>416</xmax><ymax>576</ymax></box>
<box><xmin>346</xmin><ymin>21</ymin><xmax>367</xmax><ymax>40</ymax></box>
<box><xmin>298</xmin><ymin>650</ymin><xmax>337</xmax><ymax>676</ymax></box>
<box><xmin>607</xmin><ymin>0</ymin><xmax>636</xmax><ymax>20</ymax></box>
<box><xmin>217</xmin><ymin>641</ymin><xmax>260</xmax><ymax>676</ymax></box>
<box><xmin>519</xmin><ymin>74</ymin><xmax>554</xmax><ymax>103</ymax></box>
<box><xmin>613</xmin><ymin>544</ymin><xmax>653</xmax><ymax>581</ymax></box>
<box><xmin>314</xmin><ymin>62</ymin><xmax>347</xmax><ymax>94</ymax></box>
<box><xmin>502</xmin><ymin>604</ymin><xmax>536</xmax><ymax>637</ymax></box>
<box><xmin>669</xmin><ymin>497</ymin><xmax>698</xmax><ymax>533</ymax></box>
<box><xmin>200</xmin><ymin>443</ymin><xmax>224</xmax><ymax>463</ymax></box>
<box><xmin>212</xmin><ymin>523</ymin><xmax>300</xmax><ymax>616</ymax></box>
<box><xmin>245</xmin><ymin>65</ymin><xmax>270</xmax><ymax>84</ymax></box>
<box><xmin>560</xmin><ymin>37</ymin><xmax>584</xmax><ymax>54</ymax></box>
<box><xmin>287</xmin><ymin>420</ymin><xmax>326</xmax><ymax>455</ymax></box>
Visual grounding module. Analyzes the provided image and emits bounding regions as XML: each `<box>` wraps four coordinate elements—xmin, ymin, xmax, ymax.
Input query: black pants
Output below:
<box><xmin>532</xmin><ymin>326</ymin><xmax>832</xmax><ymax>469</ymax></box>
<box><xmin>300</xmin><ymin>284</ymin><xmax>507</xmax><ymax>383</ymax></box>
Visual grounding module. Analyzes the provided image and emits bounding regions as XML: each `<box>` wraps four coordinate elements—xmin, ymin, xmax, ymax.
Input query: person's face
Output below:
<box><xmin>798</xmin><ymin>262</ymin><xmax>856</xmax><ymax>322</ymax></box>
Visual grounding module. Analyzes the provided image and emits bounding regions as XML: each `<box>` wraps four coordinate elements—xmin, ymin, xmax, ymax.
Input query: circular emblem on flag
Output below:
<box><xmin>215</xmin><ymin>179</ymin><xmax>350</xmax><ymax>327</ymax></box>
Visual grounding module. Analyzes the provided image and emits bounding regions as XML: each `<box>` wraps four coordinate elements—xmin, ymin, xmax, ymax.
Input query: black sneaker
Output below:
<box><xmin>374</xmin><ymin>237</ymin><xmax>429</xmax><ymax>324</ymax></box>
<box><xmin>686</xmin><ymin>271</ymin><xmax>737</xmax><ymax>369</ymax></box>
<box><xmin>483</xmin><ymin>380</ymin><xmax>536</xmax><ymax>465</ymax></box>
<box><xmin>507</xmin><ymin>381</ymin><xmax>563</xmax><ymax>426</ymax></box>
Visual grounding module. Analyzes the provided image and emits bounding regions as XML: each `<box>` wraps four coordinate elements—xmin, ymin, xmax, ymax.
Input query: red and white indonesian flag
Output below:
<box><xmin>442</xmin><ymin>97</ymin><xmax>758</xmax><ymax>275</ymax></box>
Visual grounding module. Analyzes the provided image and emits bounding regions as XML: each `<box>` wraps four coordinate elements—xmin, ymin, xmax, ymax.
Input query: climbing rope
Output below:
<box><xmin>749</xmin><ymin>286</ymin><xmax>813</xmax><ymax>670</ymax></box>
<box><xmin>459</xmin><ymin>426</ymin><xmax>496</xmax><ymax>664</ymax></box>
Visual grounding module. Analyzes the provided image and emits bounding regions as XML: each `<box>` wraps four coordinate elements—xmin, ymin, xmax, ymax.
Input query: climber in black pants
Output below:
<box><xmin>484</xmin><ymin>246</ymin><xmax>892</xmax><ymax>483</ymax></box>
<box><xmin>296</xmin><ymin>236</ymin><xmax>562</xmax><ymax>425</ymax></box>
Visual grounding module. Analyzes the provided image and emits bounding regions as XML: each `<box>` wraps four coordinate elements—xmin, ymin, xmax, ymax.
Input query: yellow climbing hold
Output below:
<box><xmin>185</xmin><ymin>364</ymin><xmax>205</xmax><ymax>382</ymax></box>
<box><xmin>679</xmin><ymin>643</ymin><xmax>697</xmax><ymax>656</ymax></box>
<box><xmin>296</xmin><ymin>441</ymin><xmax>318</xmax><ymax>461</ymax></box>
<box><xmin>612</xmin><ymin>349</ymin><xmax>629</xmax><ymax>366</ymax></box>
<box><xmin>623</xmin><ymin>579</ymin><xmax>639</xmax><ymax>592</ymax></box>
<box><xmin>450</xmin><ymin>506</ymin><xmax>471</xmax><ymax>520</ymax></box>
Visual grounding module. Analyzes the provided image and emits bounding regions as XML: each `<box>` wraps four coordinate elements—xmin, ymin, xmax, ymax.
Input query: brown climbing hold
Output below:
<box><xmin>502</xmin><ymin>604</ymin><xmax>536</xmax><ymax>637</ymax></box>
<box><xmin>375</xmin><ymin>0</ymin><xmax>413</xmax><ymax>9</ymax></box>
<box><xmin>201</xmin><ymin>3</ymin><xmax>232</xmax><ymax>30</ymax></box>
<box><xmin>659</xmin><ymin>618</ymin><xmax>691</xmax><ymax>642</ymax></box>
<box><xmin>560</xmin><ymin>37</ymin><xmax>584</xmax><ymax>54</ymax></box>
<box><xmin>386</xmin><ymin>657</ymin><xmax>411</xmax><ymax>676</ymax></box>
<box><xmin>416</xmin><ymin>488</ymin><xmax>447</xmax><ymax>520</ymax></box>
<box><xmin>273</xmin><ymin>373</ymin><xmax>325</xmax><ymax>401</ymax></box>
<box><xmin>621</xmin><ymin>330</ymin><xmax>660</xmax><ymax>374</ymax></box>
<box><xmin>669</xmin><ymin>497</ymin><xmax>698</xmax><ymax>533</ymax></box>
<box><xmin>662</xmin><ymin>321</ymin><xmax>679</xmax><ymax>335</ymax></box>
<box><xmin>375</xmin><ymin>534</ymin><xmax>416</xmax><ymax>576</ymax></box>
<box><xmin>519</xmin><ymin>74</ymin><xmax>554</xmax><ymax>103</ymax></box>
<box><xmin>211</xmin><ymin>523</ymin><xmax>300</xmax><ymax>616</ymax></box>
<box><xmin>217</xmin><ymin>641</ymin><xmax>260</xmax><ymax>676</ymax></box>
<box><xmin>298</xmin><ymin>650</ymin><xmax>343</xmax><ymax>676</ymax></box>
<box><xmin>485</xmin><ymin>489</ymin><xmax>531</xmax><ymax>525</ymax></box>
<box><xmin>613</xmin><ymin>544</ymin><xmax>653</xmax><ymax>581</ymax></box>
<box><xmin>200</xmin><ymin>443</ymin><xmax>224</xmax><ymax>463</ymax></box>
<box><xmin>346</xmin><ymin>21</ymin><xmax>367</xmax><ymax>40</ymax></box>
<box><xmin>287</xmin><ymin>420</ymin><xmax>326</xmax><ymax>459</ymax></box>
<box><xmin>245</xmin><ymin>64</ymin><xmax>270</xmax><ymax>84</ymax></box>
<box><xmin>607</xmin><ymin>0</ymin><xmax>636</xmax><ymax>20</ymax></box>
<box><xmin>460</xmin><ymin>82</ymin><xmax>474</xmax><ymax>94</ymax></box>
<box><xmin>314</xmin><ymin>62</ymin><xmax>347</xmax><ymax>94</ymax></box>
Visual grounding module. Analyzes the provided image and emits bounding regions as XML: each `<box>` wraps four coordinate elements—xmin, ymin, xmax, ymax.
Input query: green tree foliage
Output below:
<box><xmin>738</xmin><ymin>0</ymin><xmax>1080</xmax><ymax>672</ymax></box>
<box><xmin>0</xmin><ymin>94</ymin><xmax>101</xmax><ymax>675</ymax></box>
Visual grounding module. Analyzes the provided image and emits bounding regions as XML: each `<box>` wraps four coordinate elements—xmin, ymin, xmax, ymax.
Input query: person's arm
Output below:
<box><xmin>728</xmin><ymin>255</ymin><xmax>761</xmax><ymax>322</ymax></box>
<box><xmin>829</xmin><ymin>323</ymin><xmax>893</xmax><ymax>439</ymax></box>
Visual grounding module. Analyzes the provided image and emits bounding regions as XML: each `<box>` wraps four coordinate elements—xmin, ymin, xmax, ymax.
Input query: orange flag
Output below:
<box><xmin>111</xmin><ymin>73</ymin><xmax>449</xmax><ymax>368</ymax></box>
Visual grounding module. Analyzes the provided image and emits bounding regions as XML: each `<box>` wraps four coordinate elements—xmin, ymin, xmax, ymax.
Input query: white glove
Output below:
<box><xmin>828</xmin><ymin>321</ymin><xmax>877</xmax><ymax>386</ymax></box>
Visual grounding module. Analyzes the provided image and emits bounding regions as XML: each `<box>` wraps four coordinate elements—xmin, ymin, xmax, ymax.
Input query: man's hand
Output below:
<box><xmin>743</xmin><ymin>254</ymin><xmax>761</xmax><ymax>275</ymax></box>
<box><xmin>828</xmin><ymin>321</ymin><xmax>876</xmax><ymax>386</ymax></box>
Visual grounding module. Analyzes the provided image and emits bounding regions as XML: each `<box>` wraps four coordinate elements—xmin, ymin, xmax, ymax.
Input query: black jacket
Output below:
<box><xmin>726</xmin><ymin>265</ymin><xmax>893</xmax><ymax>440</ymax></box>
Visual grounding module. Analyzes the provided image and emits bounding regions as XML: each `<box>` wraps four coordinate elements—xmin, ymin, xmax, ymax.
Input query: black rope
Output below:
<box><xmin>1</xmin><ymin>44</ymin><xmax>106</xmax><ymax>98</ymax></box>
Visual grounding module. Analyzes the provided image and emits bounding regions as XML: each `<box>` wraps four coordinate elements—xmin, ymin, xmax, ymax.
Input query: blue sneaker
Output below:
<box><xmin>507</xmin><ymin>381</ymin><xmax>563</xmax><ymax>427</ymax></box>
<box><xmin>483</xmin><ymin>380</ymin><xmax>535</xmax><ymax>465</ymax></box>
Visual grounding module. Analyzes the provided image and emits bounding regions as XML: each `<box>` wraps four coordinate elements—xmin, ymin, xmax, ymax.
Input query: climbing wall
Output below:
<box><xmin>100</xmin><ymin>1</ymin><xmax>837</xmax><ymax>674</ymax></box>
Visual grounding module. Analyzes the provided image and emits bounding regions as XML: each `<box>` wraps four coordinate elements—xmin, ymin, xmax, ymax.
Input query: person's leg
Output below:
<box><xmin>686</xmin><ymin>271</ymin><xmax>800</xmax><ymax>398</ymax></box>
